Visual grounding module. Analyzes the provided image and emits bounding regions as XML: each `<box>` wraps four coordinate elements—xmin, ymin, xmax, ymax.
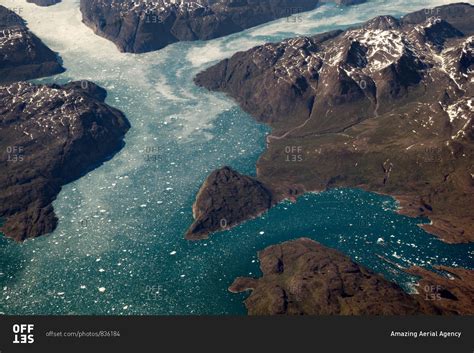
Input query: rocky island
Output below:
<box><xmin>230</xmin><ymin>238</ymin><xmax>472</xmax><ymax>315</ymax></box>
<box><xmin>0</xmin><ymin>5</ymin><xmax>65</xmax><ymax>84</ymax></box>
<box><xmin>0</xmin><ymin>81</ymin><xmax>130</xmax><ymax>241</ymax></box>
<box><xmin>229</xmin><ymin>238</ymin><xmax>430</xmax><ymax>315</ymax></box>
<box><xmin>185</xmin><ymin>167</ymin><xmax>275</xmax><ymax>240</ymax></box>
<box><xmin>80</xmin><ymin>0</ymin><xmax>366</xmax><ymax>53</ymax></box>
<box><xmin>190</xmin><ymin>3</ymin><xmax>474</xmax><ymax>244</ymax></box>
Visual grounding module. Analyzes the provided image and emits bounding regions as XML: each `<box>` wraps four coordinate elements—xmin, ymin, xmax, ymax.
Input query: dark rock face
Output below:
<box><xmin>0</xmin><ymin>5</ymin><xmax>65</xmax><ymax>84</ymax></box>
<box><xmin>185</xmin><ymin>167</ymin><xmax>274</xmax><ymax>240</ymax></box>
<box><xmin>80</xmin><ymin>0</ymin><xmax>366</xmax><ymax>53</ymax></box>
<box><xmin>334</xmin><ymin>0</ymin><xmax>365</xmax><ymax>4</ymax></box>
<box><xmin>229</xmin><ymin>238</ymin><xmax>440</xmax><ymax>315</ymax></box>
<box><xmin>402</xmin><ymin>2</ymin><xmax>474</xmax><ymax>35</ymax></box>
<box><xmin>195</xmin><ymin>9</ymin><xmax>470</xmax><ymax>129</ymax></box>
<box><xmin>26</xmin><ymin>0</ymin><xmax>61</xmax><ymax>6</ymax></box>
<box><xmin>0</xmin><ymin>81</ymin><xmax>130</xmax><ymax>241</ymax></box>
<box><xmin>192</xmin><ymin>3</ymin><xmax>474</xmax><ymax>243</ymax></box>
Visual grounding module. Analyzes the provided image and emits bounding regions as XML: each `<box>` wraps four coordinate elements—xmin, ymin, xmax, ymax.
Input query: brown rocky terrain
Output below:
<box><xmin>229</xmin><ymin>238</ymin><xmax>447</xmax><ymax>315</ymax></box>
<box><xmin>407</xmin><ymin>265</ymin><xmax>474</xmax><ymax>315</ymax></box>
<box><xmin>0</xmin><ymin>81</ymin><xmax>130</xmax><ymax>241</ymax></box>
<box><xmin>80</xmin><ymin>0</ymin><xmax>366</xmax><ymax>53</ymax></box>
<box><xmin>0</xmin><ymin>5</ymin><xmax>65</xmax><ymax>84</ymax></box>
<box><xmin>191</xmin><ymin>3</ymin><xmax>474</xmax><ymax>243</ymax></box>
<box><xmin>185</xmin><ymin>167</ymin><xmax>274</xmax><ymax>240</ymax></box>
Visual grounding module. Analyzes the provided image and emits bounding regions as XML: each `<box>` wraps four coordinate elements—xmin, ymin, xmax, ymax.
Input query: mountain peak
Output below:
<box><xmin>363</xmin><ymin>15</ymin><xmax>400</xmax><ymax>31</ymax></box>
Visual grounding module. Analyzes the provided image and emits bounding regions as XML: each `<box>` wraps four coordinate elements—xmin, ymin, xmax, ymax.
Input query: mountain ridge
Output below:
<box><xmin>189</xmin><ymin>3</ymin><xmax>474</xmax><ymax>243</ymax></box>
<box><xmin>80</xmin><ymin>0</ymin><xmax>366</xmax><ymax>53</ymax></box>
<box><xmin>0</xmin><ymin>81</ymin><xmax>130</xmax><ymax>241</ymax></box>
<box><xmin>0</xmin><ymin>5</ymin><xmax>65</xmax><ymax>83</ymax></box>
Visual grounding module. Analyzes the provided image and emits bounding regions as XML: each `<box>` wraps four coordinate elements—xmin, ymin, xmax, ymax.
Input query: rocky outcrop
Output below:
<box><xmin>0</xmin><ymin>81</ymin><xmax>130</xmax><ymax>241</ymax></box>
<box><xmin>193</xmin><ymin>3</ymin><xmax>474</xmax><ymax>243</ymax></box>
<box><xmin>229</xmin><ymin>238</ymin><xmax>441</xmax><ymax>315</ymax></box>
<box><xmin>0</xmin><ymin>5</ymin><xmax>65</xmax><ymax>84</ymax></box>
<box><xmin>80</xmin><ymin>0</ymin><xmax>366</xmax><ymax>53</ymax></box>
<box><xmin>407</xmin><ymin>266</ymin><xmax>474</xmax><ymax>315</ymax></box>
<box><xmin>185</xmin><ymin>167</ymin><xmax>274</xmax><ymax>240</ymax></box>
<box><xmin>26</xmin><ymin>0</ymin><xmax>61</xmax><ymax>6</ymax></box>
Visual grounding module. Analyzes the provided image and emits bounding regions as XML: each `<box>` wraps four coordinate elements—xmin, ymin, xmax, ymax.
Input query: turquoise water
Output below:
<box><xmin>0</xmin><ymin>0</ymin><xmax>472</xmax><ymax>315</ymax></box>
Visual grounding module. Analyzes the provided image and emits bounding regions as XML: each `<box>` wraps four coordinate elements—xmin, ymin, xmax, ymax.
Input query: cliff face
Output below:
<box><xmin>192</xmin><ymin>3</ymin><xmax>474</xmax><ymax>243</ymax></box>
<box><xmin>229</xmin><ymin>238</ymin><xmax>442</xmax><ymax>315</ymax></box>
<box><xmin>0</xmin><ymin>6</ymin><xmax>65</xmax><ymax>84</ymax></box>
<box><xmin>80</xmin><ymin>0</ymin><xmax>366</xmax><ymax>53</ymax></box>
<box><xmin>185</xmin><ymin>167</ymin><xmax>274</xmax><ymax>240</ymax></box>
<box><xmin>0</xmin><ymin>81</ymin><xmax>130</xmax><ymax>241</ymax></box>
<box><xmin>26</xmin><ymin>0</ymin><xmax>62</xmax><ymax>6</ymax></box>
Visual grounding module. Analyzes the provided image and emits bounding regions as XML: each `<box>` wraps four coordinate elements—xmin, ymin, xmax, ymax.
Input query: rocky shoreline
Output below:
<box><xmin>0</xmin><ymin>81</ymin><xmax>130</xmax><ymax>241</ymax></box>
<box><xmin>229</xmin><ymin>238</ymin><xmax>472</xmax><ymax>315</ymax></box>
<box><xmin>185</xmin><ymin>167</ymin><xmax>276</xmax><ymax>240</ymax></box>
<box><xmin>80</xmin><ymin>0</ymin><xmax>366</xmax><ymax>53</ymax></box>
<box><xmin>190</xmin><ymin>3</ymin><xmax>474</xmax><ymax>244</ymax></box>
<box><xmin>0</xmin><ymin>5</ymin><xmax>65</xmax><ymax>84</ymax></box>
<box><xmin>0</xmin><ymin>5</ymin><xmax>130</xmax><ymax>241</ymax></box>
<box><xmin>407</xmin><ymin>265</ymin><xmax>474</xmax><ymax>315</ymax></box>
